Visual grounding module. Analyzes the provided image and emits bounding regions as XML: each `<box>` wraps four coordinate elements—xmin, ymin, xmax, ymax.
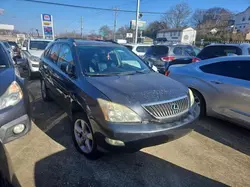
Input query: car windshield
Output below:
<box><xmin>0</xmin><ymin>46</ymin><xmax>10</xmax><ymax>68</ymax></box>
<box><xmin>30</xmin><ymin>41</ymin><xmax>50</xmax><ymax>50</ymax></box>
<box><xmin>77</xmin><ymin>45</ymin><xmax>150</xmax><ymax>76</ymax></box>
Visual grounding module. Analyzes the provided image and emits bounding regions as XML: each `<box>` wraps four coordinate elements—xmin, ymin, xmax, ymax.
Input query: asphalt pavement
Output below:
<box><xmin>4</xmin><ymin>80</ymin><xmax>250</xmax><ymax>187</ymax></box>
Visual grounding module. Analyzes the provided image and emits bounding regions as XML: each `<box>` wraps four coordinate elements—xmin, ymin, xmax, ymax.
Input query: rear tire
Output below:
<box><xmin>191</xmin><ymin>89</ymin><xmax>206</xmax><ymax>117</ymax></box>
<box><xmin>72</xmin><ymin>112</ymin><xmax>102</xmax><ymax>160</ymax></box>
<box><xmin>41</xmin><ymin>79</ymin><xmax>53</xmax><ymax>102</ymax></box>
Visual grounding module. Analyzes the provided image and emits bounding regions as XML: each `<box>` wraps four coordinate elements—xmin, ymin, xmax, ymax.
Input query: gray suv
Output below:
<box><xmin>39</xmin><ymin>39</ymin><xmax>199</xmax><ymax>159</ymax></box>
<box><xmin>143</xmin><ymin>44</ymin><xmax>198</xmax><ymax>74</ymax></box>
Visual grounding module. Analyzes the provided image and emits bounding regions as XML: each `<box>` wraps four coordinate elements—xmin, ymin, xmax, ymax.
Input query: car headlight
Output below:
<box><xmin>30</xmin><ymin>55</ymin><xmax>40</xmax><ymax>62</ymax></box>
<box><xmin>188</xmin><ymin>89</ymin><xmax>195</xmax><ymax>107</ymax></box>
<box><xmin>98</xmin><ymin>99</ymin><xmax>141</xmax><ymax>123</ymax></box>
<box><xmin>0</xmin><ymin>81</ymin><xmax>23</xmax><ymax>110</ymax></box>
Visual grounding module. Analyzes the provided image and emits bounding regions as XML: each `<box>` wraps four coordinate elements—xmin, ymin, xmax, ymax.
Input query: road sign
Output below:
<box><xmin>41</xmin><ymin>14</ymin><xmax>54</xmax><ymax>39</ymax></box>
<box><xmin>130</xmin><ymin>20</ymin><xmax>146</xmax><ymax>31</ymax></box>
<box><xmin>126</xmin><ymin>33</ymin><xmax>133</xmax><ymax>38</ymax></box>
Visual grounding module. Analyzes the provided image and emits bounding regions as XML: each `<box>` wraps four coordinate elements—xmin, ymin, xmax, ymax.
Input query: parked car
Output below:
<box><xmin>168</xmin><ymin>56</ymin><xmax>250</xmax><ymax>129</ymax></box>
<box><xmin>21</xmin><ymin>38</ymin><xmax>51</xmax><ymax>79</ymax></box>
<box><xmin>123</xmin><ymin>43</ymin><xmax>151</xmax><ymax>57</ymax></box>
<box><xmin>8</xmin><ymin>41</ymin><xmax>21</xmax><ymax>61</ymax></box>
<box><xmin>197</xmin><ymin>43</ymin><xmax>250</xmax><ymax>60</ymax></box>
<box><xmin>0</xmin><ymin>42</ymin><xmax>31</xmax><ymax>144</ymax></box>
<box><xmin>39</xmin><ymin>39</ymin><xmax>199</xmax><ymax>159</ymax></box>
<box><xmin>143</xmin><ymin>44</ymin><xmax>199</xmax><ymax>74</ymax></box>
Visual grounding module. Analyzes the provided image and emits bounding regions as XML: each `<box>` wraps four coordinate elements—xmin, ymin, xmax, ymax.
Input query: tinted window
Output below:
<box><xmin>136</xmin><ymin>46</ymin><xmax>150</xmax><ymax>53</ymax></box>
<box><xmin>151</xmin><ymin>46</ymin><xmax>168</xmax><ymax>56</ymax></box>
<box><xmin>173</xmin><ymin>47</ymin><xmax>182</xmax><ymax>55</ymax></box>
<box><xmin>30</xmin><ymin>41</ymin><xmax>50</xmax><ymax>50</ymax></box>
<box><xmin>0</xmin><ymin>45</ymin><xmax>10</xmax><ymax>68</ymax></box>
<box><xmin>183</xmin><ymin>46</ymin><xmax>196</xmax><ymax>56</ymax></box>
<box><xmin>200</xmin><ymin>60</ymin><xmax>250</xmax><ymax>81</ymax></box>
<box><xmin>197</xmin><ymin>46</ymin><xmax>242</xmax><ymax>60</ymax></box>
<box><xmin>145</xmin><ymin>47</ymin><xmax>152</xmax><ymax>55</ymax></box>
<box><xmin>49</xmin><ymin>44</ymin><xmax>60</xmax><ymax>63</ymax></box>
<box><xmin>57</xmin><ymin>45</ymin><xmax>74</xmax><ymax>70</ymax></box>
<box><xmin>77</xmin><ymin>46</ymin><xmax>150</xmax><ymax>76</ymax></box>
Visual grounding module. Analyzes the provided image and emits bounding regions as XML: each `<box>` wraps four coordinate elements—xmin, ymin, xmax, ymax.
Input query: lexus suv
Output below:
<box><xmin>39</xmin><ymin>38</ymin><xmax>199</xmax><ymax>159</ymax></box>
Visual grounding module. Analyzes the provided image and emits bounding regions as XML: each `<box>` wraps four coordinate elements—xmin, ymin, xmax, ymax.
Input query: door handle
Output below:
<box><xmin>210</xmin><ymin>80</ymin><xmax>223</xmax><ymax>84</ymax></box>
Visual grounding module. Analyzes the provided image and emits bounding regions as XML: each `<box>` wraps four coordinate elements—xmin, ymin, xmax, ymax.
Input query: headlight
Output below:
<box><xmin>188</xmin><ymin>89</ymin><xmax>195</xmax><ymax>107</ymax></box>
<box><xmin>98</xmin><ymin>99</ymin><xmax>141</xmax><ymax>123</ymax></box>
<box><xmin>0</xmin><ymin>81</ymin><xmax>23</xmax><ymax>110</ymax></box>
<box><xmin>30</xmin><ymin>55</ymin><xmax>40</xmax><ymax>62</ymax></box>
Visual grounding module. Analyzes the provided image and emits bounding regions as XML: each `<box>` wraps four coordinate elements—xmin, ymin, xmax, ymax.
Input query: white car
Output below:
<box><xmin>123</xmin><ymin>44</ymin><xmax>151</xmax><ymax>57</ymax></box>
<box><xmin>21</xmin><ymin>38</ymin><xmax>51</xmax><ymax>78</ymax></box>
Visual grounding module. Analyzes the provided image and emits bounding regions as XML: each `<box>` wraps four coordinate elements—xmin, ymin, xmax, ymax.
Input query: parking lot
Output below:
<box><xmin>2</xmin><ymin>79</ymin><xmax>250</xmax><ymax>187</ymax></box>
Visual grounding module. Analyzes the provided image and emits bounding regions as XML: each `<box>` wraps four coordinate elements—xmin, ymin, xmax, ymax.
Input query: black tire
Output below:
<box><xmin>40</xmin><ymin>79</ymin><xmax>53</xmax><ymax>102</ymax></box>
<box><xmin>72</xmin><ymin>112</ymin><xmax>102</xmax><ymax>160</ymax></box>
<box><xmin>191</xmin><ymin>89</ymin><xmax>206</xmax><ymax>117</ymax></box>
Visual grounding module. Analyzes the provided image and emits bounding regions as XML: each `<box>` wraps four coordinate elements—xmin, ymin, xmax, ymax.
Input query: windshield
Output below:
<box><xmin>30</xmin><ymin>41</ymin><xmax>50</xmax><ymax>50</ymax></box>
<box><xmin>0</xmin><ymin>45</ymin><xmax>10</xmax><ymax>68</ymax></box>
<box><xmin>77</xmin><ymin>46</ymin><xmax>150</xmax><ymax>76</ymax></box>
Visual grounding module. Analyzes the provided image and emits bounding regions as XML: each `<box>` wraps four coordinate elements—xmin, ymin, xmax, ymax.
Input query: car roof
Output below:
<box><xmin>193</xmin><ymin>56</ymin><xmax>250</xmax><ymax>67</ymax></box>
<box><xmin>124</xmin><ymin>43</ymin><xmax>152</xmax><ymax>46</ymax></box>
<box><xmin>206</xmin><ymin>43</ymin><xmax>250</xmax><ymax>48</ymax></box>
<box><xmin>53</xmin><ymin>39</ymin><xmax>122</xmax><ymax>47</ymax></box>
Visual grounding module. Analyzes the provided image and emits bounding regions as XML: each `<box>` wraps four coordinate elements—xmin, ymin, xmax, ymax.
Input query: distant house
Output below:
<box><xmin>234</xmin><ymin>7</ymin><xmax>250</xmax><ymax>32</ymax></box>
<box><xmin>156</xmin><ymin>27</ymin><xmax>197</xmax><ymax>45</ymax></box>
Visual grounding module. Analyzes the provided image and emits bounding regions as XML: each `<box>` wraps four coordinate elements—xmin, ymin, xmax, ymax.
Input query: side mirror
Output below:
<box><xmin>21</xmin><ymin>47</ymin><xmax>27</xmax><ymax>51</ymax></box>
<box><xmin>66</xmin><ymin>64</ymin><xmax>75</xmax><ymax>76</ymax></box>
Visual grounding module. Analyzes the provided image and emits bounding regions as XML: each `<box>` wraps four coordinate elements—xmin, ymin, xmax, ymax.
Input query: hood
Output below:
<box><xmin>87</xmin><ymin>72</ymin><xmax>188</xmax><ymax>106</ymax></box>
<box><xmin>29</xmin><ymin>50</ymin><xmax>44</xmax><ymax>58</ymax></box>
<box><xmin>0</xmin><ymin>68</ymin><xmax>15</xmax><ymax>96</ymax></box>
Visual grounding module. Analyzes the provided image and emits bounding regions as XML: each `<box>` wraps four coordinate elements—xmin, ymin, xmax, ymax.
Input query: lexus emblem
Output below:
<box><xmin>171</xmin><ymin>103</ymin><xmax>179</xmax><ymax>110</ymax></box>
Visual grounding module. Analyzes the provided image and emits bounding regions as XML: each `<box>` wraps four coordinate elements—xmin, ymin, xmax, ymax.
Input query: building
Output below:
<box><xmin>156</xmin><ymin>27</ymin><xmax>197</xmax><ymax>45</ymax></box>
<box><xmin>234</xmin><ymin>7</ymin><xmax>250</xmax><ymax>32</ymax></box>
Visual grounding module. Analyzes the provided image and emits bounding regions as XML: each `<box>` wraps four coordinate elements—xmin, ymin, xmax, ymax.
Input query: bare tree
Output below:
<box><xmin>192</xmin><ymin>9</ymin><xmax>206</xmax><ymax>27</ymax></box>
<box><xmin>99</xmin><ymin>25</ymin><xmax>113</xmax><ymax>40</ymax></box>
<box><xmin>144</xmin><ymin>21</ymin><xmax>168</xmax><ymax>39</ymax></box>
<box><xmin>162</xmin><ymin>2</ymin><xmax>192</xmax><ymax>28</ymax></box>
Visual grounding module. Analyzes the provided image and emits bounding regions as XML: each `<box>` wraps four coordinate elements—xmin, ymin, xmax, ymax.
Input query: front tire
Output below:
<box><xmin>41</xmin><ymin>79</ymin><xmax>53</xmax><ymax>102</ymax></box>
<box><xmin>72</xmin><ymin>113</ymin><xmax>102</xmax><ymax>160</ymax></box>
<box><xmin>191</xmin><ymin>89</ymin><xmax>206</xmax><ymax>117</ymax></box>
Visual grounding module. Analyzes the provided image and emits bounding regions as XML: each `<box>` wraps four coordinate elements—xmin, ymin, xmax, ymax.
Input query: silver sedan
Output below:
<box><xmin>168</xmin><ymin>56</ymin><xmax>250</xmax><ymax>128</ymax></box>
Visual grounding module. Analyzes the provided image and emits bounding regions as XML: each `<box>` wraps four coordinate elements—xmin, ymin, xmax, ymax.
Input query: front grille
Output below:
<box><xmin>142</xmin><ymin>96</ymin><xmax>189</xmax><ymax>119</ymax></box>
<box><xmin>32</xmin><ymin>63</ymin><xmax>39</xmax><ymax>67</ymax></box>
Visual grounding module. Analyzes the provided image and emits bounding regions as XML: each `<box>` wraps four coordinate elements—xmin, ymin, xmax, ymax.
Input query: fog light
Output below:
<box><xmin>105</xmin><ymin>138</ymin><xmax>125</xmax><ymax>146</ymax></box>
<box><xmin>13</xmin><ymin>124</ymin><xmax>25</xmax><ymax>134</ymax></box>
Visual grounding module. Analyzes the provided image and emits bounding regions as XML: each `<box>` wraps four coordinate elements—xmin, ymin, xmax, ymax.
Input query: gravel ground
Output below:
<box><xmin>4</xmin><ymin>80</ymin><xmax>250</xmax><ymax>187</ymax></box>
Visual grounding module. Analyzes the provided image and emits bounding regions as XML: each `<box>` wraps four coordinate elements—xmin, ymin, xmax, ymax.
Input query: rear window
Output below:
<box><xmin>136</xmin><ymin>46</ymin><xmax>150</xmax><ymax>53</ymax></box>
<box><xmin>0</xmin><ymin>45</ymin><xmax>10</xmax><ymax>68</ymax></box>
<box><xmin>197</xmin><ymin>46</ymin><xmax>242</xmax><ymax>60</ymax></box>
<box><xmin>151</xmin><ymin>46</ymin><xmax>169</xmax><ymax>56</ymax></box>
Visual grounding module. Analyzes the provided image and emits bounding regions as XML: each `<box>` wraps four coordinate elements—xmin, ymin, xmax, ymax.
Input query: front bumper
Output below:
<box><xmin>0</xmin><ymin>114</ymin><xmax>31</xmax><ymax>143</ymax></box>
<box><xmin>91</xmin><ymin>104</ymin><xmax>200</xmax><ymax>152</ymax></box>
<box><xmin>0</xmin><ymin>100</ymin><xmax>31</xmax><ymax>144</ymax></box>
<box><xmin>28</xmin><ymin>60</ymin><xmax>39</xmax><ymax>72</ymax></box>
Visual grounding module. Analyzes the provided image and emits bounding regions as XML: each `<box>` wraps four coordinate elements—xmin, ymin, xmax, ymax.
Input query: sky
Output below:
<box><xmin>0</xmin><ymin>0</ymin><xmax>249</xmax><ymax>35</ymax></box>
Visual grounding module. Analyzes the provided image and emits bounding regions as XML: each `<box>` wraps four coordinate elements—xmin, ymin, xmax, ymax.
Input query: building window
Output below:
<box><xmin>242</xmin><ymin>17</ymin><xmax>245</xmax><ymax>21</ymax></box>
<box><xmin>249</xmin><ymin>16</ymin><xmax>250</xmax><ymax>21</ymax></box>
<box><xmin>178</xmin><ymin>32</ymin><xmax>180</xmax><ymax>37</ymax></box>
<box><xmin>243</xmin><ymin>26</ymin><xmax>246</xmax><ymax>28</ymax></box>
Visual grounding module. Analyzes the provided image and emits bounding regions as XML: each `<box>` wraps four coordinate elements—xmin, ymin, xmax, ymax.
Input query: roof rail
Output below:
<box><xmin>94</xmin><ymin>39</ymin><xmax>119</xmax><ymax>44</ymax></box>
<box><xmin>55</xmin><ymin>38</ymin><xmax>75</xmax><ymax>42</ymax></box>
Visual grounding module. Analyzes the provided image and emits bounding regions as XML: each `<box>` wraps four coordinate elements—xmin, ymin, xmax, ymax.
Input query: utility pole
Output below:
<box><xmin>135</xmin><ymin>0</ymin><xmax>140</xmax><ymax>44</ymax></box>
<box><xmin>113</xmin><ymin>7</ymin><xmax>118</xmax><ymax>41</ymax></box>
<box><xmin>81</xmin><ymin>16</ymin><xmax>83</xmax><ymax>38</ymax></box>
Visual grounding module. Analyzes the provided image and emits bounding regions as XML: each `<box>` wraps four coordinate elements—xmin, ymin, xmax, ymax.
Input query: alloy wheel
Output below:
<box><xmin>74</xmin><ymin>119</ymin><xmax>93</xmax><ymax>154</ymax></box>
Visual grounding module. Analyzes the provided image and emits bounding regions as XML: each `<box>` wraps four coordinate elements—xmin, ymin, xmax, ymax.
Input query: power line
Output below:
<box><xmin>17</xmin><ymin>0</ymin><xmax>165</xmax><ymax>15</ymax></box>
